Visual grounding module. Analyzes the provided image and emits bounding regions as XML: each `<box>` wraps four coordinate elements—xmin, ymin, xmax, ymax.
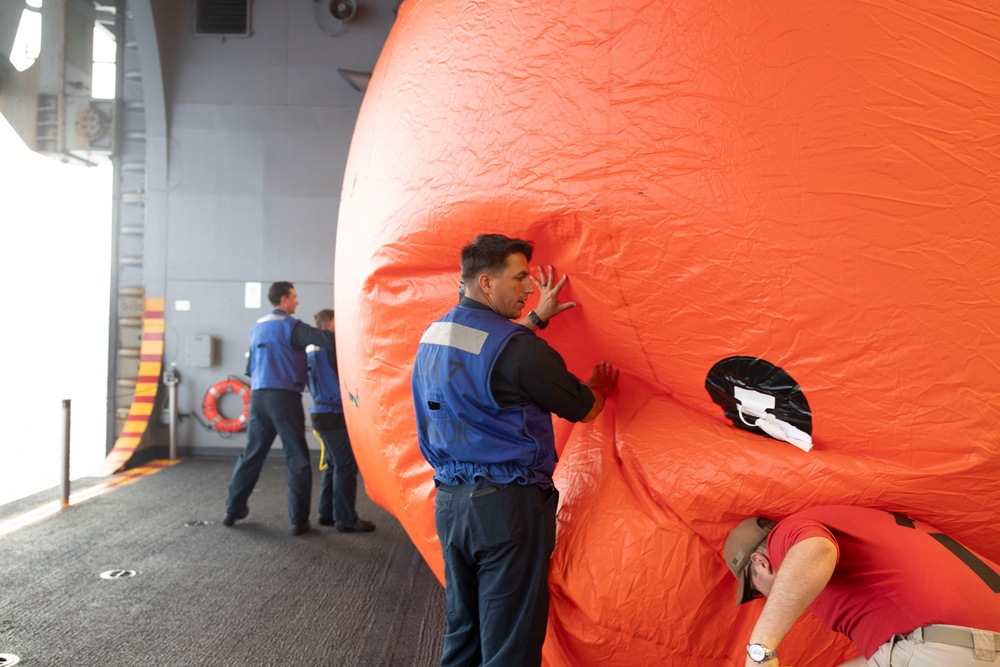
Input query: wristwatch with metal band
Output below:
<box><xmin>527</xmin><ymin>310</ymin><xmax>548</xmax><ymax>329</ymax></box>
<box><xmin>747</xmin><ymin>643</ymin><xmax>778</xmax><ymax>663</ymax></box>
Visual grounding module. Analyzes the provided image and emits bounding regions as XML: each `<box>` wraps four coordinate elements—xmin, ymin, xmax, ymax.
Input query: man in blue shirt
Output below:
<box><xmin>223</xmin><ymin>281</ymin><xmax>334</xmax><ymax>536</ymax></box>
<box><xmin>307</xmin><ymin>308</ymin><xmax>374</xmax><ymax>533</ymax></box>
<box><xmin>412</xmin><ymin>234</ymin><xmax>618</xmax><ymax>666</ymax></box>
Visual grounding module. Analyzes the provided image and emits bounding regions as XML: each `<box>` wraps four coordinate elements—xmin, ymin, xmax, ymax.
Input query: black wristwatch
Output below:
<box><xmin>747</xmin><ymin>643</ymin><xmax>777</xmax><ymax>663</ymax></box>
<box><xmin>527</xmin><ymin>310</ymin><xmax>548</xmax><ymax>330</ymax></box>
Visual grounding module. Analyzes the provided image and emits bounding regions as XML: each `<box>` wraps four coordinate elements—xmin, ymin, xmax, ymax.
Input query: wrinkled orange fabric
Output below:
<box><xmin>334</xmin><ymin>1</ymin><xmax>1000</xmax><ymax>664</ymax></box>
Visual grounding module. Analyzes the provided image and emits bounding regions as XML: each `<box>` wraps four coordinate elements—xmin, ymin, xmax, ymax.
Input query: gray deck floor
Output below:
<box><xmin>0</xmin><ymin>457</ymin><xmax>445</xmax><ymax>666</ymax></box>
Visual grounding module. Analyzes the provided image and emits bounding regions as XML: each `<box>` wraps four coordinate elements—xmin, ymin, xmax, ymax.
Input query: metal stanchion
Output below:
<box><xmin>164</xmin><ymin>367</ymin><xmax>180</xmax><ymax>459</ymax></box>
<box><xmin>61</xmin><ymin>399</ymin><xmax>71</xmax><ymax>507</ymax></box>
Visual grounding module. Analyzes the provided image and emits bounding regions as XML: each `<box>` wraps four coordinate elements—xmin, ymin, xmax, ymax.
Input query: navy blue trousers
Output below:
<box><xmin>314</xmin><ymin>413</ymin><xmax>360</xmax><ymax>522</ymax></box>
<box><xmin>224</xmin><ymin>389</ymin><xmax>312</xmax><ymax>526</ymax></box>
<box><xmin>435</xmin><ymin>478</ymin><xmax>558</xmax><ymax>667</ymax></box>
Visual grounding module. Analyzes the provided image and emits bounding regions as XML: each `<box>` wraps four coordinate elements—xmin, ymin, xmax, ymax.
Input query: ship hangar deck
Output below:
<box><xmin>0</xmin><ymin>456</ymin><xmax>444</xmax><ymax>666</ymax></box>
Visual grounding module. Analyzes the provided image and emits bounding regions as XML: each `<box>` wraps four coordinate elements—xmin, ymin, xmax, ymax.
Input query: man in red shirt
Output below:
<box><xmin>724</xmin><ymin>505</ymin><xmax>1000</xmax><ymax>666</ymax></box>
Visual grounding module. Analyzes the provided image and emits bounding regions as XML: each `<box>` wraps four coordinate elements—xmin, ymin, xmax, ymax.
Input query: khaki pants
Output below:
<box><xmin>867</xmin><ymin>626</ymin><xmax>1000</xmax><ymax>667</ymax></box>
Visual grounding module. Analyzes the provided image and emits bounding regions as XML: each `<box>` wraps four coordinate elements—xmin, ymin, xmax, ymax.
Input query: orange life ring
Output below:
<box><xmin>202</xmin><ymin>379</ymin><xmax>251</xmax><ymax>433</ymax></box>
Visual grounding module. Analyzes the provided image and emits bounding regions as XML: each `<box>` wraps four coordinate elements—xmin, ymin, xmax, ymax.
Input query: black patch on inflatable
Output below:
<box><xmin>705</xmin><ymin>356</ymin><xmax>812</xmax><ymax>438</ymax></box>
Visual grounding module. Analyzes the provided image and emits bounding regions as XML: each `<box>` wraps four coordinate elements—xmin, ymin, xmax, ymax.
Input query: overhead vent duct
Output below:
<box><xmin>338</xmin><ymin>68</ymin><xmax>370</xmax><ymax>92</ymax></box>
<box><xmin>194</xmin><ymin>0</ymin><xmax>250</xmax><ymax>36</ymax></box>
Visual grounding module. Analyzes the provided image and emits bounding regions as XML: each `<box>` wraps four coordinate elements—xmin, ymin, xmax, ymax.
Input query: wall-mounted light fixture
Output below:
<box><xmin>312</xmin><ymin>0</ymin><xmax>357</xmax><ymax>35</ymax></box>
<box><xmin>329</xmin><ymin>0</ymin><xmax>357</xmax><ymax>22</ymax></box>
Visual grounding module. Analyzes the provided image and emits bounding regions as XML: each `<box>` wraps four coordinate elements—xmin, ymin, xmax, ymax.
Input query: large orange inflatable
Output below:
<box><xmin>333</xmin><ymin>1</ymin><xmax>1000</xmax><ymax>664</ymax></box>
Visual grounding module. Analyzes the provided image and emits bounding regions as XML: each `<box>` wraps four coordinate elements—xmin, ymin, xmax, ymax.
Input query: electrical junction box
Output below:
<box><xmin>186</xmin><ymin>334</ymin><xmax>217</xmax><ymax>368</ymax></box>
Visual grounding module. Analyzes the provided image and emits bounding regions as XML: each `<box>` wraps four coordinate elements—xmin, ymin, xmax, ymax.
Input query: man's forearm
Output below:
<box><xmin>580</xmin><ymin>361</ymin><xmax>617</xmax><ymax>423</ymax></box>
<box><xmin>746</xmin><ymin>537</ymin><xmax>838</xmax><ymax>665</ymax></box>
<box><xmin>580</xmin><ymin>387</ymin><xmax>604</xmax><ymax>423</ymax></box>
<box><xmin>292</xmin><ymin>322</ymin><xmax>335</xmax><ymax>350</ymax></box>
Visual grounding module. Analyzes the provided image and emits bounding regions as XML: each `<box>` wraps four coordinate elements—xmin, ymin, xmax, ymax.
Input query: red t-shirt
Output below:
<box><xmin>767</xmin><ymin>505</ymin><xmax>1000</xmax><ymax>658</ymax></box>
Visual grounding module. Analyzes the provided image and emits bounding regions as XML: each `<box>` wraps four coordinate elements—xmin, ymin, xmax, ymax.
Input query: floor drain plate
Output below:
<box><xmin>100</xmin><ymin>569</ymin><xmax>138</xmax><ymax>580</ymax></box>
<box><xmin>184</xmin><ymin>520</ymin><xmax>211</xmax><ymax>527</ymax></box>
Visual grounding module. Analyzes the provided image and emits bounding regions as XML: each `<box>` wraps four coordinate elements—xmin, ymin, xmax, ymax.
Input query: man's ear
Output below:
<box><xmin>750</xmin><ymin>552</ymin><xmax>773</xmax><ymax>574</ymax></box>
<box><xmin>478</xmin><ymin>272</ymin><xmax>492</xmax><ymax>293</ymax></box>
<box><xmin>760</xmin><ymin>553</ymin><xmax>774</xmax><ymax>575</ymax></box>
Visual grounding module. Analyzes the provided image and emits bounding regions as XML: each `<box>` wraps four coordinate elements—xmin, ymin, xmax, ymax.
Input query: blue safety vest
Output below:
<box><xmin>248</xmin><ymin>310</ymin><xmax>307</xmax><ymax>392</ymax></box>
<box><xmin>307</xmin><ymin>346</ymin><xmax>343</xmax><ymax>414</ymax></box>
<box><xmin>412</xmin><ymin>304</ymin><xmax>556</xmax><ymax>488</ymax></box>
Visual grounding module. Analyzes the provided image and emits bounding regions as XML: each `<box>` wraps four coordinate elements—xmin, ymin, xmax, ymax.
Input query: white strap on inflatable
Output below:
<box><xmin>734</xmin><ymin>386</ymin><xmax>813</xmax><ymax>452</ymax></box>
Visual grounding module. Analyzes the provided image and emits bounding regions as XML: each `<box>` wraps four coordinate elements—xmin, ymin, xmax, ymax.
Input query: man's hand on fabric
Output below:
<box><xmin>529</xmin><ymin>264</ymin><xmax>577</xmax><ymax>322</ymax></box>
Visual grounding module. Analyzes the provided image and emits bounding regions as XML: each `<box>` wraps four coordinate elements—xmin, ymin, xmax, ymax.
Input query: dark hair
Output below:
<box><xmin>268</xmin><ymin>281</ymin><xmax>295</xmax><ymax>306</ymax></box>
<box><xmin>314</xmin><ymin>308</ymin><xmax>335</xmax><ymax>328</ymax></box>
<box><xmin>755</xmin><ymin>519</ymin><xmax>777</xmax><ymax>553</ymax></box>
<box><xmin>460</xmin><ymin>234</ymin><xmax>533</xmax><ymax>283</ymax></box>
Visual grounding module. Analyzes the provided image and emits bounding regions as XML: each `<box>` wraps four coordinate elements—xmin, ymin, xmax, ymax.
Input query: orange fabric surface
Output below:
<box><xmin>334</xmin><ymin>1</ymin><xmax>1000</xmax><ymax>664</ymax></box>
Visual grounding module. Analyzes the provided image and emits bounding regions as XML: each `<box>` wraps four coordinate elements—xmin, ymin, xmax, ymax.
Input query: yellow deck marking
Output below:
<box><xmin>0</xmin><ymin>459</ymin><xmax>182</xmax><ymax>538</ymax></box>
